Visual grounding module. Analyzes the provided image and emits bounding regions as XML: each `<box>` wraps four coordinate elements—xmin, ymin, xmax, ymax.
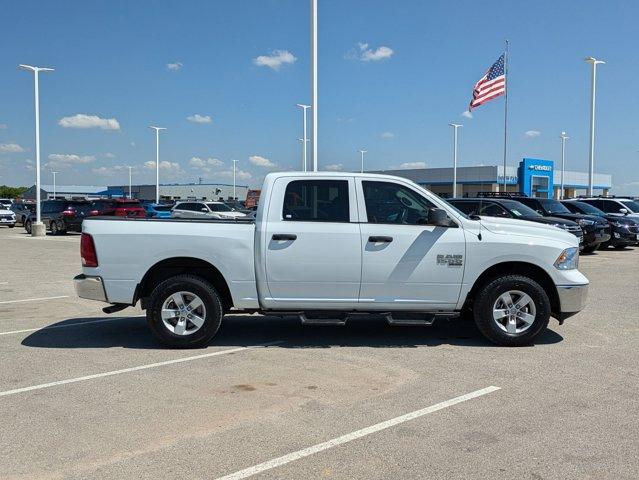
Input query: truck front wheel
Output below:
<box><xmin>147</xmin><ymin>274</ymin><xmax>223</xmax><ymax>348</ymax></box>
<box><xmin>473</xmin><ymin>275</ymin><xmax>551</xmax><ymax>346</ymax></box>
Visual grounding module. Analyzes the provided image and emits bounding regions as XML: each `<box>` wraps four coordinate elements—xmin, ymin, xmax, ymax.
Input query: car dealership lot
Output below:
<box><xmin>0</xmin><ymin>228</ymin><xmax>637</xmax><ymax>479</ymax></box>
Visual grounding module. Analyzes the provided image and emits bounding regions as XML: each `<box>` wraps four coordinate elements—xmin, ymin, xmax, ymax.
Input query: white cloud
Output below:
<box><xmin>348</xmin><ymin>43</ymin><xmax>394</xmax><ymax>62</ymax></box>
<box><xmin>525</xmin><ymin>130</ymin><xmax>541</xmax><ymax>138</ymax></box>
<box><xmin>461</xmin><ymin>110</ymin><xmax>473</xmax><ymax>119</ymax></box>
<box><xmin>380</xmin><ymin>131</ymin><xmax>395</xmax><ymax>139</ymax></box>
<box><xmin>58</xmin><ymin>114</ymin><xmax>121</xmax><ymax>131</ymax></box>
<box><xmin>187</xmin><ymin>114</ymin><xmax>212</xmax><ymax>124</ymax></box>
<box><xmin>398</xmin><ymin>162</ymin><xmax>426</xmax><ymax>169</ymax></box>
<box><xmin>102</xmin><ymin>152</ymin><xmax>116</xmax><ymax>159</ymax></box>
<box><xmin>0</xmin><ymin>124</ymin><xmax>7</xmax><ymax>130</ymax></box>
<box><xmin>253</xmin><ymin>50</ymin><xmax>297</xmax><ymax>70</ymax></box>
<box><xmin>189</xmin><ymin>157</ymin><xmax>224</xmax><ymax>170</ymax></box>
<box><xmin>249</xmin><ymin>155</ymin><xmax>277</xmax><ymax>168</ymax></box>
<box><xmin>144</xmin><ymin>160</ymin><xmax>183</xmax><ymax>173</ymax></box>
<box><xmin>47</xmin><ymin>153</ymin><xmax>96</xmax><ymax>165</ymax></box>
<box><xmin>92</xmin><ymin>165</ymin><xmax>127</xmax><ymax>176</ymax></box>
<box><xmin>167</xmin><ymin>61</ymin><xmax>183</xmax><ymax>71</ymax></box>
<box><xmin>325</xmin><ymin>164</ymin><xmax>343</xmax><ymax>171</ymax></box>
<box><xmin>0</xmin><ymin>143</ymin><xmax>25</xmax><ymax>153</ymax></box>
<box><xmin>130</xmin><ymin>142</ymin><xmax>136</xmax><ymax>147</ymax></box>
<box><xmin>218</xmin><ymin>169</ymin><xmax>252</xmax><ymax>181</ymax></box>
<box><xmin>25</xmin><ymin>159</ymin><xmax>34</xmax><ymax>171</ymax></box>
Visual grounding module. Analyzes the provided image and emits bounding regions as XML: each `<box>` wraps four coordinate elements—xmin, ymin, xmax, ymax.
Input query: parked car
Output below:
<box><xmin>24</xmin><ymin>200</ymin><xmax>90</xmax><ymax>235</ymax></box>
<box><xmin>579</xmin><ymin>197</ymin><xmax>639</xmax><ymax>220</ymax></box>
<box><xmin>171</xmin><ymin>201</ymin><xmax>247</xmax><ymax>219</ymax></box>
<box><xmin>561</xmin><ymin>200</ymin><xmax>639</xmax><ymax>249</ymax></box>
<box><xmin>449</xmin><ymin>198</ymin><xmax>585</xmax><ymax>246</ymax></box>
<box><xmin>499</xmin><ymin>195</ymin><xmax>610</xmax><ymax>253</ymax></box>
<box><xmin>224</xmin><ymin>199</ymin><xmax>251</xmax><ymax>213</ymax></box>
<box><xmin>0</xmin><ymin>205</ymin><xmax>16</xmax><ymax>228</ymax></box>
<box><xmin>75</xmin><ymin>172</ymin><xmax>588</xmax><ymax>348</ymax></box>
<box><xmin>10</xmin><ymin>202</ymin><xmax>35</xmax><ymax>225</ymax></box>
<box><xmin>88</xmin><ymin>199</ymin><xmax>146</xmax><ymax>218</ymax></box>
<box><xmin>143</xmin><ymin>203</ymin><xmax>173</xmax><ymax>219</ymax></box>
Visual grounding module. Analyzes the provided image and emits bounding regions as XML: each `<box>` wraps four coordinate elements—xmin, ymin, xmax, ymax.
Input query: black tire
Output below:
<box><xmin>50</xmin><ymin>221</ymin><xmax>59</xmax><ymax>235</ymax></box>
<box><xmin>146</xmin><ymin>274</ymin><xmax>224</xmax><ymax>348</ymax></box>
<box><xmin>24</xmin><ymin>220</ymin><xmax>32</xmax><ymax>234</ymax></box>
<box><xmin>8</xmin><ymin>224</ymin><xmax>14</xmax><ymax>228</ymax></box>
<box><xmin>599</xmin><ymin>241</ymin><xmax>610</xmax><ymax>250</ymax></box>
<box><xmin>614</xmin><ymin>245</ymin><xmax>628</xmax><ymax>250</ymax></box>
<box><xmin>473</xmin><ymin>275</ymin><xmax>551</xmax><ymax>347</ymax></box>
<box><xmin>582</xmin><ymin>244</ymin><xmax>598</xmax><ymax>254</ymax></box>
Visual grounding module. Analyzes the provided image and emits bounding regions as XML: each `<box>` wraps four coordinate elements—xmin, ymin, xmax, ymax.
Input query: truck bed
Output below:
<box><xmin>81</xmin><ymin>217</ymin><xmax>259</xmax><ymax>308</ymax></box>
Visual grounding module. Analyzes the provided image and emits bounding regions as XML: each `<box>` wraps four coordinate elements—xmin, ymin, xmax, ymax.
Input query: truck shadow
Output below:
<box><xmin>21</xmin><ymin>314</ymin><xmax>564</xmax><ymax>350</ymax></box>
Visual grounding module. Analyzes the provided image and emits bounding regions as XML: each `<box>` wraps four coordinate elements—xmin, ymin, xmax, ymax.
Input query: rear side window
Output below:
<box><xmin>283</xmin><ymin>180</ymin><xmax>349</xmax><ymax>222</ymax></box>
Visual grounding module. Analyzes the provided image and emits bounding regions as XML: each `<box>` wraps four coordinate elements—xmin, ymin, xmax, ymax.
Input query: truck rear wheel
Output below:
<box><xmin>473</xmin><ymin>275</ymin><xmax>551</xmax><ymax>346</ymax></box>
<box><xmin>146</xmin><ymin>274</ymin><xmax>223</xmax><ymax>348</ymax></box>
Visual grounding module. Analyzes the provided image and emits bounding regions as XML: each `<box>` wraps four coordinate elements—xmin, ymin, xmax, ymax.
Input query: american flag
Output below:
<box><xmin>469</xmin><ymin>54</ymin><xmax>506</xmax><ymax>110</ymax></box>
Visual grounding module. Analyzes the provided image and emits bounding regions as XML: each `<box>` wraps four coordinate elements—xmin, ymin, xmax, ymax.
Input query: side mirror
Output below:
<box><xmin>620</xmin><ymin>208</ymin><xmax>628</xmax><ymax>215</ymax></box>
<box><xmin>427</xmin><ymin>208</ymin><xmax>450</xmax><ymax>227</ymax></box>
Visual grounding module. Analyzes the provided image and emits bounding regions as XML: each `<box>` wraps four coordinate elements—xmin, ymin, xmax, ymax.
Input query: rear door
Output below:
<box><xmin>263</xmin><ymin>177</ymin><xmax>361</xmax><ymax>309</ymax></box>
<box><xmin>356</xmin><ymin>179</ymin><xmax>465</xmax><ymax>309</ymax></box>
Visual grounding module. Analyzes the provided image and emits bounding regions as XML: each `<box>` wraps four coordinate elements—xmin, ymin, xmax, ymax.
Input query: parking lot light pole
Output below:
<box><xmin>311</xmin><ymin>0</ymin><xmax>318</xmax><ymax>171</ymax></box>
<box><xmin>585</xmin><ymin>57</ymin><xmax>604</xmax><ymax>196</ymax></box>
<box><xmin>296</xmin><ymin>104</ymin><xmax>311</xmax><ymax>171</ymax></box>
<box><xmin>128</xmin><ymin>166</ymin><xmax>133</xmax><ymax>199</ymax></box>
<box><xmin>449</xmin><ymin>123</ymin><xmax>462</xmax><ymax>198</ymax></box>
<box><xmin>52</xmin><ymin>171</ymin><xmax>58</xmax><ymax>199</ymax></box>
<box><xmin>19</xmin><ymin>64</ymin><xmax>54</xmax><ymax>236</ymax></box>
<box><xmin>149</xmin><ymin>126</ymin><xmax>166</xmax><ymax>203</ymax></box>
<box><xmin>560</xmin><ymin>132</ymin><xmax>569</xmax><ymax>199</ymax></box>
<box><xmin>232</xmin><ymin>159</ymin><xmax>238</xmax><ymax>199</ymax></box>
<box><xmin>358</xmin><ymin>149</ymin><xmax>367</xmax><ymax>173</ymax></box>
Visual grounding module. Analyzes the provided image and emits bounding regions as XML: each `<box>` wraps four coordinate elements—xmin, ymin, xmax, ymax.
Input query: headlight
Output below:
<box><xmin>577</xmin><ymin>219</ymin><xmax>595</xmax><ymax>227</ymax></box>
<box><xmin>553</xmin><ymin>223</ymin><xmax>568</xmax><ymax>230</ymax></box>
<box><xmin>611</xmin><ymin>221</ymin><xmax>627</xmax><ymax>228</ymax></box>
<box><xmin>554</xmin><ymin>247</ymin><xmax>579</xmax><ymax>270</ymax></box>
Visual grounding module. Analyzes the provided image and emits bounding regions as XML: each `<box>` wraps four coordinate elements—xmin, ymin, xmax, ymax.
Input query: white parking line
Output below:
<box><xmin>0</xmin><ymin>316</ymin><xmax>142</xmax><ymax>336</ymax></box>
<box><xmin>0</xmin><ymin>282</ymin><xmax>8</xmax><ymax>285</ymax></box>
<box><xmin>0</xmin><ymin>341</ymin><xmax>282</xmax><ymax>398</ymax></box>
<box><xmin>0</xmin><ymin>295</ymin><xmax>69</xmax><ymax>305</ymax></box>
<box><xmin>214</xmin><ymin>386</ymin><xmax>501</xmax><ymax>480</ymax></box>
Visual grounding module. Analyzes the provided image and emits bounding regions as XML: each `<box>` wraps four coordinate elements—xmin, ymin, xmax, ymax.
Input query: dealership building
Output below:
<box><xmin>107</xmin><ymin>182</ymin><xmax>249</xmax><ymax>202</ymax></box>
<box><xmin>375</xmin><ymin>158</ymin><xmax>612</xmax><ymax>199</ymax></box>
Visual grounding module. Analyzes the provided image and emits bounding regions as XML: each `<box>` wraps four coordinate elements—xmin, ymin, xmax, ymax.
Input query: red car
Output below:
<box><xmin>88</xmin><ymin>199</ymin><xmax>146</xmax><ymax>218</ymax></box>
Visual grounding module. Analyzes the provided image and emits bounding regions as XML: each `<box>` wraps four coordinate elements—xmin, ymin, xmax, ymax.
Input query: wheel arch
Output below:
<box><xmin>464</xmin><ymin>261</ymin><xmax>560</xmax><ymax>316</ymax></box>
<box><xmin>137</xmin><ymin>257</ymin><xmax>233</xmax><ymax>312</ymax></box>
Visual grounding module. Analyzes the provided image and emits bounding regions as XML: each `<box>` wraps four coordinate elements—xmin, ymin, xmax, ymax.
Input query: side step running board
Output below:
<box><xmin>384</xmin><ymin>312</ymin><xmax>459</xmax><ymax>326</ymax></box>
<box><xmin>299</xmin><ymin>313</ymin><xmax>346</xmax><ymax>326</ymax></box>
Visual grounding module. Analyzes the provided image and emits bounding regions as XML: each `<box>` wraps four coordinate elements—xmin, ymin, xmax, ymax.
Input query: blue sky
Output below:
<box><xmin>0</xmin><ymin>0</ymin><xmax>637</xmax><ymax>192</ymax></box>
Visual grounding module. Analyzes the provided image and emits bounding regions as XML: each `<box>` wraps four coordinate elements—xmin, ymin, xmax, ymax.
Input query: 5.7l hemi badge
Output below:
<box><xmin>437</xmin><ymin>254</ymin><xmax>463</xmax><ymax>267</ymax></box>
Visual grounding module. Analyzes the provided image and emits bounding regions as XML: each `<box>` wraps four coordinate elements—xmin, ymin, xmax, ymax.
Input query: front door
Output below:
<box><xmin>263</xmin><ymin>177</ymin><xmax>362</xmax><ymax>309</ymax></box>
<box><xmin>356</xmin><ymin>179</ymin><xmax>465</xmax><ymax>309</ymax></box>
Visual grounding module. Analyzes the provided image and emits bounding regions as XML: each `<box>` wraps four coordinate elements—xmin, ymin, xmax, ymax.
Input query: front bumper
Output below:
<box><xmin>556</xmin><ymin>283</ymin><xmax>589</xmax><ymax>321</ymax></box>
<box><xmin>74</xmin><ymin>274</ymin><xmax>108</xmax><ymax>302</ymax></box>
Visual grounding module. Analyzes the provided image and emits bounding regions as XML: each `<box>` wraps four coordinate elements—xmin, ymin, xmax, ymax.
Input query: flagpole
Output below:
<box><xmin>502</xmin><ymin>39</ymin><xmax>509</xmax><ymax>192</ymax></box>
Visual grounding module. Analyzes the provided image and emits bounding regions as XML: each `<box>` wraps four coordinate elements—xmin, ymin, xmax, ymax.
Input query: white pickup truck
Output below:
<box><xmin>75</xmin><ymin>172</ymin><xmax>588</xmax><ymax>347</ymax></box>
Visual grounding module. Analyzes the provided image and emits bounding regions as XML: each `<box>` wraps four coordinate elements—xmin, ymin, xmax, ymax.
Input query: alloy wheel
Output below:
<box><xmin>160</xmin><ymin>291</ymin><xmax>207</xmax><ymax>336</ymax></box>
<box><xmin>492</xmin><ymin>290</ymin><xmax>536</xmax><ymax>334</ymax></box>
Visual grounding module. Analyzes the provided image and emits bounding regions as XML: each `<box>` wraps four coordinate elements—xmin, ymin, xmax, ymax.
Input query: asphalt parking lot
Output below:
<box><xmin>0</xmin><ymin>227</ymin><xmax>637</xmax><ymax>479</ymax></box>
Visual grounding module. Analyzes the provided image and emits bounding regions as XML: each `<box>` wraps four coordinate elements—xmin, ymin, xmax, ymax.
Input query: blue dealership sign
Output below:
<box><xmin>518</xmin><ymin>158</ymin><xmax>554</xmax><ymax>198</ymax></box>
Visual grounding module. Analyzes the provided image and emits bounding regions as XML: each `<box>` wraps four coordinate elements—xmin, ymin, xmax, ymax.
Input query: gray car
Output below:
<box><xmin>10</xmin><ymin>202</ymin><xmax>35</xmax><ymax>225</ymax></box>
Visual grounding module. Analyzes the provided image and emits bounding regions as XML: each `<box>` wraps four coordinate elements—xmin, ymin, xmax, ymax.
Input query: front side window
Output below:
<box><xmin>620</xmin><ymin>200</ymin><xmax>639</xmax><ymax>213</ymax></box>
<box><xmin>207</xmin><ymin>203</ymin><xmax>232</xmax><ymax>212</ymax></box>
<box><xmin>283</xmin><ymin>180</ymin><xmax>349</xmax><ymax>222</ymax></box>
<box><xmin>601</xmin><ymin>200</ymin><xmax>621</xmax><ymax>213</ymax></box>
<box><xmin>363</xmin><ymin>181</ymin><xmax>435</xmax><ymax>225</ymax></box>
<box><xmin>479</xmin><ymin>202</ymin><xmax>510</xmax><ymax>218</ymax></box>
<box><xmin>450</xmin><ymin>201</ymin><xmax>479</xmax><ymax>215</ymax></box>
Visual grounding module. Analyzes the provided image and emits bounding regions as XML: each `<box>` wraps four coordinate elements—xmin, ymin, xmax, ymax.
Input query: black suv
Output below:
<box><xmin>449</xmin><ymin>198</ymin><xmax>585</xmax><ymax>245</ymax></box>
<box><xmin>561</xmin><ymin>200</ymin><xmax>639</xmax><ymax>249</ymax></box>
<box><xmin>502</xmin><ymin>195</ymin><xmax>610</xmax><ymax>253</ymax></box>
<box><xmin>24</xmin><ymin>200</ymin><xmax>91</xmax><ymax>235</ymax></box>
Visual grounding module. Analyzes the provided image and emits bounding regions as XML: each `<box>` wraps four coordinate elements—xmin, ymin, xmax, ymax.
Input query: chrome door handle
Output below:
<box><xmin>368</xmin><ymin>236</ymin><xmax>393</xmax><ymax>243</ymax></box>
<box><xmin>272</xmin><ymin>233</ymin><xmax>297</xmax><ymax>241</ymax></box>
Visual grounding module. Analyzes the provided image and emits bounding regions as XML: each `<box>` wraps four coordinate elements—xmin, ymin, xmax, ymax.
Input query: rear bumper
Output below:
<box><xmin>74</xmin><ymin>274</ymin><xmax>108</xmax><ymax>302</ymax></box>
<box><xmin>556</xmin><ymin>283</ymin><xmax>589</xmax><ymax>320</ymax></box>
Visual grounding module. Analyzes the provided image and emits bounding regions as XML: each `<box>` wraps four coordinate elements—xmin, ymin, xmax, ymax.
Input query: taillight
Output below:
<box><xmin>89</xmin><ymin>210</ymin><xmax>99</xmax><ymax>216</ymax></box>
<box><xmin>81</xmin><ymin>233</ymin><xmax>98</xmax><ymax>267</ymax></box>
<box><xmin>62</xmin><ymin>209</ymin><xmax>75</xmax><ymax>216</ymax></box>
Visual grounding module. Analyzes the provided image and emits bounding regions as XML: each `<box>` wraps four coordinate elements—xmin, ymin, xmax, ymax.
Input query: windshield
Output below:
<box><xmin>539</xmin><ymin>199</ymin><xmax>571</xmax><ymax>214</ymax></box>
<box><xmin>620</xmin><ymin>200</ymin><xmax>639</xmax><ymax>213</ymax></box>
<box><xmin>206</xmin><ymin>203</ymin><xmax>232</xmax><ymax>212</ymax></box>
<box><xmin>571</xmin><ymin>201</ymin><xmax>604</xmax><ymax>216</ymax></box>
<box><xmin>500</xmin><ymin>200</ymin><xmax>541</xmax><ymax>217</ymax></box>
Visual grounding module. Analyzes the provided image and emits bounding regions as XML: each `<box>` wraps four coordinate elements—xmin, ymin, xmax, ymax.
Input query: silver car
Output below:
<box><xmin>171</xmin><ymin>201</ymin><xmax>247</xmax><ymax>220</ymax></box>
